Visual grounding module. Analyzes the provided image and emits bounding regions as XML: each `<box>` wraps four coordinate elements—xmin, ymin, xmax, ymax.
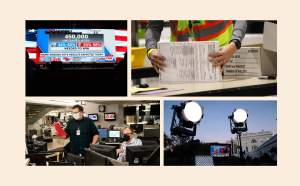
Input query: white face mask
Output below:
<box><xmin>73</xmin><ymin>113</ymin><xmax>82</xmax><ymax>120</ymax></box>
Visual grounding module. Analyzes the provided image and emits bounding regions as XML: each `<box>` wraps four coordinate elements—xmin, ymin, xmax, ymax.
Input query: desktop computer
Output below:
<box><xmin>130</xmin><ymin>124</ymin><xmax>144</xmax><ymax>134</ymax></box>
<box><xmin>126</xmin><ymin>145</ymin><xmax>160</xmax><ymax>165</ymax></box>
<box><xmin>106</xmin><ymin>156</ymin><xmax>129</xmax><ymax>166</ymax></box>
<box><xmin>107</xmin><ymin>130</ymin><xmax>121</xmax><ymax>142</ymax></box>
<box><xmin>143</xmin><ymin>128</ymin><xmax>160</xmax><ymax>138</ymax></box>
<box><xmin>98</xmin><ymin>128</ymin><xmax>109</xmax><ymax>141</ymax></box>
<box><xmin>89</xmin><ymin>144</ymin><xmax>117</xmax><ymax>159</ymax></box>
<box><xmin>84</xmin><ymin>149</ymin><xmax>107</xmax><ymax>166</ymax></box>
<box><xmin>65</xmin><ymin>153</ymin><xmax>84</xmax><ymax>165</ymax></box>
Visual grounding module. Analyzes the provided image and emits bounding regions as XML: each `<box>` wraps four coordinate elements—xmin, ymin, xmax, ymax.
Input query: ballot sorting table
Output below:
<box><xmin>131</xmin><ymin>76</ymin><xmax>277</xmax><ymax>96</ymax></box>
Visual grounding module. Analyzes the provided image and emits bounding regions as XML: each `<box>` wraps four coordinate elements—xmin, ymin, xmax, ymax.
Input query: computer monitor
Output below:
<box><xmin>106</xmin><ymin>156</ymin><xmax>128</xmax><ymax>166</ymax></box>
<box><xmin>130</xmin><ymin>124</ymin><xmax>144</xmax><ymax>134</ymax></box>
<box><xmin>65</xmin><ymin>153</ymin><xmax>84</xmax><ymax>165</ymax></box>
<box><xmin>124</xmin><ymin>106</ymin><xmax>136</xmax><ymax>115</ymax></box>
<box><xmin>89</xmin><ymin>144</ymin><xmax>117</xmax><ymax>159</ymax></box>
<box><xmin>84</xmin><ymin>148</ymin><xmax>106</xmax><ymax>166</ymax></box>
<box><xmin>88</xmin><ymin>113</ymin><xmax>99</xmax><ymax>121</ymax></box>
<box><xmin>109</xmin><ymin>130</ymin><xmax>121</xmax><ymax>138</ymax></box>
<box><xmin>98</xmin><ymin>128</ymin><xmax>109</xmax><ymax>139</ymax></box>
<box><xmin>144</xmin><ymin>146</ymin><xmax>160</xmax><ymax>165</ymax></box>
<box><xmin>126</xmin><ymin>145</ymin><xmax>159</xmax><ymax>165</ymax></box>
<box><xmin>144</xmin><ymin>128</ymin><xmax>160</xmax><ymax>138</ymax></box>
<box><xmin>139</xmin><ymin>105</ymin><xmax>146</xmax><ymax>116</ymax></box>
<box><xmin>150</xmin><ymin>104</ymin><xmax>160</xmax><ymax>115</ymax></box>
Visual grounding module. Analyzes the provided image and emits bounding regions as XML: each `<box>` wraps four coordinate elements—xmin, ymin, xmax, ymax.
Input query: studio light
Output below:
<box><xmin>233</xmin><ymin>109</ymin><xmax>248</xmax><ymax>123</ymax></box>
<box><xmin>171</xmin><ymin>101</ymin><xmax>203</xmax><ymax>140</ymax></box>
<box><xmin>181</xmin><ymin>101</ymin><xmax>203</xmax><ymax>123</ymax></box>
<box><xmin>228</xmin><ymin>108</ymin><xmax>249</xmax><ymax>160</ymax></box>
<box><xmin>229</xmin><ymin>108</ymin><xmax>248</xmax><ymax>133</ymax></box>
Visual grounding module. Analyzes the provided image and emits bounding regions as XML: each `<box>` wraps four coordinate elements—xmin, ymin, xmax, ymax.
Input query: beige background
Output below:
<box><xmin>1</xmin><ymin>0</ymin><xmax>299</xmax><ymax>185</ymax></box>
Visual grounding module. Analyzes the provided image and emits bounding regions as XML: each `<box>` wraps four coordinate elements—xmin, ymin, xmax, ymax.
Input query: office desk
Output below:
<box><xmin>132</xmin><ymin>76</ymin><xmax>277</xmax><ymax>96</ymax></box>
<box><xmin>132</xmin><ymin>67</ymin><xmax>158</xmax><ymax>79</ymax></box>
<box><xmin>47</xmin><ymin>137</ymin><xmax>67</xmax><ymax>151</ymax></box>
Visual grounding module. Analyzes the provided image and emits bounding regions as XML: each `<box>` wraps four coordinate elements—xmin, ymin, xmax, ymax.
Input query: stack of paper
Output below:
<box><xmin>158</xmin><ymin>41</ymin><xmax>222</xmax><ymax>82</ymax></box>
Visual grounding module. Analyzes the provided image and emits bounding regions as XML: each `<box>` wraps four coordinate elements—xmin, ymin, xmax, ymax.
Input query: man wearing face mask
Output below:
<box><xmin>64</xmin><ymin>105</ymin><xmax>99</xmax><ymax>156</ymax></box>
<box><xmin>116</xmin><ymin>127</ymin><xmax>142</xmax><ymax>161</ymax></box>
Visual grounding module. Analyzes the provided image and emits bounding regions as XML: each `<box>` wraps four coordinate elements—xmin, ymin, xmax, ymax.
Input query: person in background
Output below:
<box><xmin>145</xmin><ymin>20</ymin><xmax>247</xmax><ymax>72</ymax></box>
<box><xmin>64</xmin><ymin>105</ymin><xmax>99</xmax><ymax>156</ymax></box>
<box><xmin>116</xmin><ymin>127</ymin><xmax>142</xmax><ymax>161</ymax></box>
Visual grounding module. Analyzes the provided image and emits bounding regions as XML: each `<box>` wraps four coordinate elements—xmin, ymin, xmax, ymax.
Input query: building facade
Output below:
<box><xmin>231</xmin><ymin>130</ymin><xmax>273</xmax><ymax>155</ymax></box>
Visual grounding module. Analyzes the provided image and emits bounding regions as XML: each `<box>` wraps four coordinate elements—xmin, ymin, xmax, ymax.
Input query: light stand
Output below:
<box><xmin>228</xmin><ymin>108</ymin><xmax>248</xmax><ymax>160</ymax></box>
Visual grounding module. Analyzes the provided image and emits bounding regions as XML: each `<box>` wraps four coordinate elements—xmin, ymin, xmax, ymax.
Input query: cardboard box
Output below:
<box><xmin>224</xmin><ymin>47</ymin><xmax>276</xmax><ymax>76</ymax></box>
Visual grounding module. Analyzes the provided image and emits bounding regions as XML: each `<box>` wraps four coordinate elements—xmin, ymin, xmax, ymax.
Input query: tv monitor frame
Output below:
<box><xmin>65</xmin><ymin>152</ymin><xmax>84</xmax><ymax>165</ymax></box>
<box><xmin>97</xmin><ymin>128</ymin><xmax>109</xmax><ymax>139</ymax></box>
<box><xmin>88</xmin><ymin>113</ymin><xmax>99</xmax><ymax>121</ymax></box>
<box><xmin>143</xmin><ymin>128</ymin><xmax>160</xmax><ymax>138</ymax></box>
<box><xmin>108</xmin><ymin>130</ymin><xmax>121</xmax><ymax>138</ymax></box>
<box><xmin>25</xmin><ymin>28</ymin><xmax>121</xmax><ymax>64</ymax></box>
<box><xmin>89</xmin><ymin>144</ymin><xmax>117</xmax><ymax>159</ymax></box>
<box><xmin>124</xmin><ymin>106</ymin><xmax>136</xmax><ymax>116</ymax></box>
<box><xmin>130</xmin><ymin>124</ymin><xmax>144</xmax><ymax>134</ymax></box>
<box><xmin>84</xmin><ymin>148</ymin><xmax>106</xmax><ymax>166</ymax></box>
<box><xmin>210</xmin><ymin>145</ymin><xmax>231</xmax><ymax>157</ymax></box>
<box><xmin>150</xmin><ymin>104</ymin><xmax>160</xmax><ymax>116</ymax></box>
<box><xmin>126</xmin><ymin>145</ymin><xmax>159</xmax><ymax>165</ymax></box>
<box><xmin>104</xmin><ymin>112</ymin><xmax>116</xmax><ymax>121</ymax></box>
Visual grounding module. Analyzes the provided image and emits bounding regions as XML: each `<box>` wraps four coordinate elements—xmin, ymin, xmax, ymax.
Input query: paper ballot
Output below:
<box><xmin>158</xmin><ymin>41</ymin><xmax>222</xmax><ymax>82</ymax></box>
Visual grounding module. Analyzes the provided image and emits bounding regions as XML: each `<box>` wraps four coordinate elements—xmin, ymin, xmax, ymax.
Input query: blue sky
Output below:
<box><xmin>164</xmin><ymin>100</ymin><xmax>277</xmax><ymax>143</ymax></box>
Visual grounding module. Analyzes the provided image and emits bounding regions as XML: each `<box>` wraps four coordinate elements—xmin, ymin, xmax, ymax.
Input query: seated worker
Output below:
<box><xmin>116</xmin><ymin>127</ymin><xmax>142</xmax><ymax>161</ymax></box>
<box><xmin>63</xmin><ymin>105</ymin><xmax>99</xmax><ymax>156</ymax></box>
<box><xmin>145</xmin><ymin>20</ymin><xmax>247</xmax><ymax>72</ymax></box>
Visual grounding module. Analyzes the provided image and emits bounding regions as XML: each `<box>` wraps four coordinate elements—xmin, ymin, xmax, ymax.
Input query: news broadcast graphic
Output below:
<box><xmin>210</xmin><ymin>145</ymin><xmax>231</xmax><ymax>157</ymax></box>
<box><xmin>26</xmin><ymin>29</ymin><xmax>127</xmax><ymax>63</ymax></box>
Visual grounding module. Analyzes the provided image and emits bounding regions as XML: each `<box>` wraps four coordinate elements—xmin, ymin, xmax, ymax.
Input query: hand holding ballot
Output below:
<box><xmin>208</xmin><ymin>42</ymin><xmax>238</xmax><ymax>68</ymax></box>
<box><xmin>149</xmin><ymin>42</ymin><xmax>237</xmax><ymax>74</ymax></box>
<box><xmin>148</xmin><ymin>48</ymin><xmax>166</xmax><ymax>73</ymax></box>
<box><xmin>157</xmin><ymin>41</ymin><xmax>222</xmax><ymax>82</ymax></box>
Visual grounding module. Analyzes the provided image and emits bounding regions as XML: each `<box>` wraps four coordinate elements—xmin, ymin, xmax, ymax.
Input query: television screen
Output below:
<box><xmin>98</xmin><ymin>129</ymin><xmax>108</xmax><ymax>138</ymax></box>
<box><xmin>124</xmin><ymin>106</ymin><xmax>136</xmax><ymax>115</ymax></box>
<box><xmin>109</xmin><ymin>130</ymin><xmax>120</xmax><ymax>138</ymax></box>
<box><xmin>88</xmin><ymin>114</ymin><xmax>99</xmax><ymax>121</ymax></box>
<box><xmin>210</xmin><ymin>145</ymin><xmax>230</xmax><ymax>157</ymax></box>
<box><xmin>26</xmin><ymin>29</ymin><xmax>127</xmax><ymax>63</ymax></box>
<box><xmin>104</xmin><ymin>113</ymin><xmax>116</xmax><ymax>121</ymax></box>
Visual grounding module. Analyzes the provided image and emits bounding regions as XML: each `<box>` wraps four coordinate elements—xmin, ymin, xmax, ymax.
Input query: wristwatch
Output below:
<box><xmin>230</xmin><ymin>39</ymin><xmax>241</xmax><ymax>50</ymax></box>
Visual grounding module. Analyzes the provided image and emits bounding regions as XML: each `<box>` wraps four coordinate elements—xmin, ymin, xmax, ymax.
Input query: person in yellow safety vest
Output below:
<box><xmin>145</xmin><ymin>20</ymin><xmax>247</xmax><ymax>73</ymax></box>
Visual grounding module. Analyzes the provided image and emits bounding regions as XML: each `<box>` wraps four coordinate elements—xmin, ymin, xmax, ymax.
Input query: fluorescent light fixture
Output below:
<box><xmin>233</xmin><ymin>108</ymin><xmax>248</xmax><ymax>123</ymax></box>
<box><xmin>182</xmin><ymin>101</ymin><xmax>203</xmax><ymax>123</ymax></box>
<box><xmin>26</xmin><ymin>99</ymin><xmax>79</xmax><ymax>107</ymax></box>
